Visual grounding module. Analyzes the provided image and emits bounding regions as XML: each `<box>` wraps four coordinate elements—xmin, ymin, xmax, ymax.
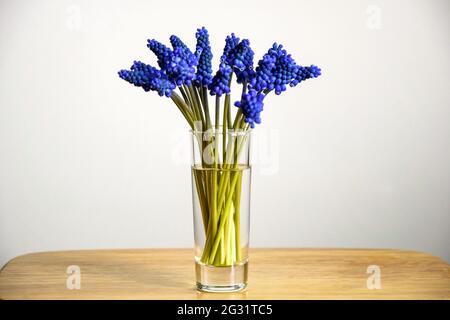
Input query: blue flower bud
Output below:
<box><xmin>251</xmin><ymin>43</ymin><xmax>299</xmax><ymax>94</ymax></box>
<box><xmin>148</xmin><ymin>38</ymin><xmax>197</xmax><ymax>86</ymax></box>
<box><xmin>209</xmin><ymin>62</ymin><xmax>232</xmax><ymax>96</ymax></box>
<box><xmin>208</xmin><ymin>34</ymin><xmax>239</xmax><ymax>96</ymax></box>
<box><xmin>290</xmin><ymin>65</ymin><xmax>322</xmax><ymax>87</ymax></box>
<box><xmin>226</xmin><ymin>39</ymin><xmax>255</xmax><ymax>84</ymax></box>
<box><xmin>118</xmin><ymin>61</ymin><xmax>175</xmax><ymax>97</ymax></box>
<box><xmin>234</xmin><ymin>89</ymin><xmax>265</xmax><ymax>128</ymax></box>
<box><xmin>194</xmin><ymin>27</ymin><xmax>213</xmax><ymax>87</ymax></box>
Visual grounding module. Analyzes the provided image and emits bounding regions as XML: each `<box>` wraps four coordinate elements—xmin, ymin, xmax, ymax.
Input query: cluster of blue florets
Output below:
<box><xmin>250</xmin><ymin>43</ymin><xmax>311</xmax><ymax>95</ymax></box>
<box><xmin>147</xmin><ymin>38</ymin><xmax>197</xmax><ymax>87</ymax></box>
<box><xmin>236</xmin><ymin>43</ymin><xmax>321</xmax><ymax>125</ymax></box>
<box><xmin>290</xmin><ymin>65</ymin><xmax>322</xmax><ymax>87</ymax></box>
<box><xmin>118</xmin><ymin>27</ymin><xmax>321</xmax><ymax>126</ymax></box>
<box><xmin>226</xmin><ymin>39</ymin><xmax>255</xmax><ymax>84</ymax></box>
<box><xmin>194</xmin><ymin>27</ymin><xmax>213</xmax><ymax>87</ymax></box>
<box><xmin>209</xmin><ymin>62</ymin><xmax>233</xmax><ymax>96</ymax></box>
<box><xmin>234</xmin><ymin>89</ymin><xmax>265</xmax><ymax>128</ymax></box>
<box><xmin>169</xmin><ymin>35</ymin><xmax>191</xmax><ymax>60</ymax></box>
<box><xmin>248</xmin><ymin>51</ymin><xmax>276</xmax><ymax>92</ymax></box>
<box><xmin>146</xmin><ymin>39</ymin><xmax>172</xmax><ymax>70</ymax></box>
<box><xmin>208</xmin><ymin>34</ymin><xmax>240</xmax><ymax>96</ymax></box>
<box><xmin>118</xmin><ymin>61</ymin><xmax>175</xmax><ymax>97</ymax></box>
<box><xmin>222</xmin><ymin>33</ymin><xmax>240</xmax><ymax>59</ymax></box>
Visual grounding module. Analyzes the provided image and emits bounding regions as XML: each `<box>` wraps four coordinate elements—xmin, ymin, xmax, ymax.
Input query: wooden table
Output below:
<box><xmin>0</xmin><ymin>248</ymin><xmax>448</xmax><ymax>300</ymax></box>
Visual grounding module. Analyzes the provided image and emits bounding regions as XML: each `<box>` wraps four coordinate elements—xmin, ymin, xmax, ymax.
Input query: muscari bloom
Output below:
<box><xmin>250</xmin><ymin>43</ymin><xmax>322</xmax><ymax>96</ymax></box>
<box><xmin>234</xmin><ymin>89</ymin><xmax>265</xmax><ymax>128</ymax></box>
<box><xmin>208</xmin><ymin>33</ymin><xmax>256</xmax><ymax>95</ymax></box>
<box><xmin>209</xmin><ymin>34</ymin><xmax>239</xmax><ymax>96</ymax></box>
<box><xmin>248</xmin><ymin>51</ymin><xmax>276</xmax><ymax>92</ymax></box>
<box><xmin>222</xmin><ymin>33</ymin><xmax>240</xmax><ymax>59</ymax></box>
<box><xmin>226</xmin><ymin>39</ymin><xmax>255</xmax><ymax>84</ymax></box>
<box><xmin>250</xmin><ymin>43</ymin><xmax>299</xmax><ymax>95</ymax></box>
<box><xmin>270</xmin><ymin>44</ymin><xmax>299</xmax><ymax>94</ymax></box>
<box><xmin>209</xmin><ymin>62</ymin><xmax>232</xmax><ymax>96</ymax></box>
<box><xmin>194</xmin><ymin>27</ymin><xmax>213</xmax><ymax>87</ymax></box>
<box><xmin>169</xmin><ymin>35</ymin><xmax>198</xmax><ymax>69</ymax></box>
<box><xmin>118</xmin><ymin>61</ymin><xmax>175</xmax><ymax>97</ymax></box>
<box><xmin>147</xmin><ymin>38</ymin><xmax>197</xmax><ymax>86</ymax></box>
<box><xmin>146</xmin><ymin>39</ymin><xmax>172</xmax><ymax>69</ymax></box>
<box><xmin>290</xmin><ymin>65</ymin><xmax>322</xmax><ymax>86</ymax></box>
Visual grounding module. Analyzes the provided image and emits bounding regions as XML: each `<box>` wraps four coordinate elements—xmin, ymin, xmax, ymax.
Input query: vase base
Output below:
<box><xmin>195</xmin><ymin>259</ymin><xmax>248</xmax><ymax>293</ymax></box>
<box><xmin>196</xmin><ymin>282</ymin><xmax>247</xmax><ymax>293</ymax></box>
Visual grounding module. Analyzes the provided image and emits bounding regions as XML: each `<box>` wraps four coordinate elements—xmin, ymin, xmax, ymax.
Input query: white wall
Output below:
<box><xmin>0</xmin><ymin>0</ymin><xmax>449</xmax><ymax>267</ymax></box>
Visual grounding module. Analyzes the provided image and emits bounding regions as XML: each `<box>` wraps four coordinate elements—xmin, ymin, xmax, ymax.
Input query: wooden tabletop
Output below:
<box><xmin>0</xmin><ymin>248</ymin><xmax>448</xmax><ymax>300</ymax></box>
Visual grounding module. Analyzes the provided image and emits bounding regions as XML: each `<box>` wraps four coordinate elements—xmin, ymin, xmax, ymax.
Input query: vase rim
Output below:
<box><xmin>190</xmin><ymin>126</ymin><xmax>251</xmax><ymax>136</ymax></box>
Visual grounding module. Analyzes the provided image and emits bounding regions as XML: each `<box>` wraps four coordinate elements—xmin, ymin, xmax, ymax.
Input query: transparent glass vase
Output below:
<box><xmin>191</xmin><ymin>128</ymin><xmax>251</xmax><ymax>292</ymax></box>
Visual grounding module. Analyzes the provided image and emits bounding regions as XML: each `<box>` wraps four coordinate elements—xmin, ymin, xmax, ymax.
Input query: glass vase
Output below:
<box><xmin>191</xmin><ymin>128</ymin><xmax>251</xmax><ymax>292</ymax></box>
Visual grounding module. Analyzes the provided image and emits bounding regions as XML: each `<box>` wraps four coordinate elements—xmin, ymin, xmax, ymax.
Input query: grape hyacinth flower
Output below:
<box><xmin>118</xmin><ymin>61</ymin><xmax>175</xmax><ymax>97</ymax></box>
<box><xmin>146</xmin><ymin>39</ymin><xmax>172</xmax><ymax>70</ymax></box>
<box><xmin>290</xmin><ymin>65</ymin><xmax>322</xmax><ymax>87</ymax></box>
<box><xmin>251</xmin><ymin>43</ymin><xmax>300</xmax><ymax>95</ymax></box>
<box><xmin>270</xmin><ymin>44</ymin><xmax>299</xmax><ymax>94</ymax></box>
<box><xmin>147</xmin><ymin>39</ymin><xmax>197</xmax><ymax>86</ymax></box>
<box><xmin>249</xmin><ymin>51</ymin><xmax>277</xmax><ymax>92</ymax></box>
<box><xmin>234</xmin><ymin>89</ymin><xmax>265</xmax><ymax>128</ymax></box>
<box><xmin>209</xmin><ymin>62</ymin><xmax>233</xmax><ymax>96</ymax></box>
<box><xmin>169</xmin><ymin>35</ymin><xmax>192</xmax><ymax>60</ymax></box>
<box><xmin>222</xmin><ymin>33</ymin><xmax>240</xmax><ymax>60</ymax></box>
<box><xmin>251</xmin><ymin>43</ymin><xmax>322</xmax><ymax>96</ymax></box>
<box><xmin>226</xmin><ymin>39</ymin><xmax>255</xmax><ymax>84</ymax></box>
<box><xmin>194</xmin><ymin>27</ymin><xmax>213</xmax><ymax>87</ymax></box>
<box><xmin>208</xmin><ymin>33</ymin><xmax>241</xmax><ymax>96</ymax></box>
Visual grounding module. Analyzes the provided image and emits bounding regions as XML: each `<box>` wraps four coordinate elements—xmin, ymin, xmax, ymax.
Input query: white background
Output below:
<box><xmin>0</xmin><ymin>0</ymin><xmax>449</xmax><ymax>267</ymax></box>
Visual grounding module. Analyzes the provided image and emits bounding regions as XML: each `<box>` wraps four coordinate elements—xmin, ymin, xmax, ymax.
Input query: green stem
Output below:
<box><xmin>179</xmin><ymin>86</ymin><xmax>191</xmax><ymax>111</ymax></box>
<box><xmin>226</xmin><ymin>97</ymin><xmax>232</xmax><ymax>130</ymax></box>
<box><xmin>199</xmin><ymin>79</ymin><xmax>252</xmax><ymax>267</ymax></box>
<box><xmin>193</xmin><ymin>169</ymin><xmax>208</xmax><ymax>234</ymax></box>
<box><xmin>207</xmin><ymin>168</ymin><xmax>241</xmax><ymax>264</ymax></box>
<box><xmin>206</xmin><ymin>120</ymin><xmax>248</xmax><ymax>264</ymax></box>
<box><xmin>184</xmin><ymin>85</ymin><xmax>201</xmax><ymax>127</ymax></box>
<box><xmin>189</xmin><ymin>85</ymin><xmax>206</xmax><ymax>127</ymax></box>
<box><xmin>170</xmin><ymin>92</ymin><xmax>194</xmax><ymax>128</ymax></box>
<box><xmin>215</xmin><ymin>96</ymin><xmax>220</xmax><ymax>129</ymax></box>
<box><xmin>201</xmin><ymin>86</ymin><xmax>212</xmax><ymax>128</ymax></box>
<box><xmin>234</xmin><ymin>172</ymin><xmax>242</xmax><ymax>262</ymax></box>
<box><xmin>222</xmin><ymin>95</ymin><xmax>228</xmax><ymax>166</ymax></box>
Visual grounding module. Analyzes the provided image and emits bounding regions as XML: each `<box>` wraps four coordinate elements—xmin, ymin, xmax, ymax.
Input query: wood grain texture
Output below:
<box><xmin>0</xmin><ymin>248</ymin><xmax>448</xmax><ymax>300</ymax></box>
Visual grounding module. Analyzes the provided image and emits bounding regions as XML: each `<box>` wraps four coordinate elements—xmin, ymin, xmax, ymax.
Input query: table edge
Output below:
<box><xmin>2</xmin><ymin>247</ymin><xmax>449</xmax><ymax>275</ymax></box>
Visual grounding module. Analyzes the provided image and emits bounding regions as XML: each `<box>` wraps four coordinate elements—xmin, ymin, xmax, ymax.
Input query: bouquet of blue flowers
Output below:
<box><xmin>119</xmin><ymin>27</ymin><xmax>320</xmax><ymax>268</ymax></box>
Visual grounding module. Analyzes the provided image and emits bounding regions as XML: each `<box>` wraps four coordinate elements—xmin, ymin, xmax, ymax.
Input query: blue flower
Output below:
<box><xmin>194</xmin><ymin>27</ymin><xmax>213</xmax><ymax>87</ymax></box>
<box><xmin>209</xmin><ymin>34</ymin><xmax>239</xmax><ymax>96</ymax></box>
<box><xmin>209</xmin><ymin>62</ymin><xmax>232</xmax><ymax>96</ymax></box>
<box><xmin>169</xmin><ymin>47</ymin><xmax>198</xmax><ymax>86</ymax></box>
<box><xmin>222</xmin><ymin>33</ymin><xmax>240</xmax><ymax>60</ymax></box>
<box><xmin>226</xmin><ymin>39</ymin><xmax>255</xmax><ymax>84</ymax></box>
<box><xmin>147</xmin><ymin>38</ymin><xmax>197</xmax><ymax>86</ymax></box>
<box><xmin>234</xmin><ymin>89</ymin><xmax>265</xmax><ymax>128</ymax></box>
<box><xmin>146</xmin><ymin>39</ymin><xmax>173</xmax><ymax>70</ymax></box>
<box><xmin>250</xmin><ymin>43</ymin><xmax>303</xmax><ymax>95</ymax></box>
<box><xmin>270</xmin><ymin>44</ymin><xmax>299</xmax><ymax>94</ymax></box>
<box><xmin>249</xmin><ymin>52</ymin><xmax>277</xmax><ymax>92</ymax></box>
<box><xmin>170</xmin><ymin>35</ymin><xmax>188</xmax><ymax>53</ymax></box>
<box><xmin>290</xmin><ymin>65</ymin><xmax>322</xmax><ymax>87</ymax></box>
<box><xmin>169</xmin><ymin>35</ymin><xmax>196</xmax><ymax>63</ymax></box>
<box><xmin>118</xmin><ymin>61</ymin><xmax>175</xmax><ymax>97</ymax></box>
